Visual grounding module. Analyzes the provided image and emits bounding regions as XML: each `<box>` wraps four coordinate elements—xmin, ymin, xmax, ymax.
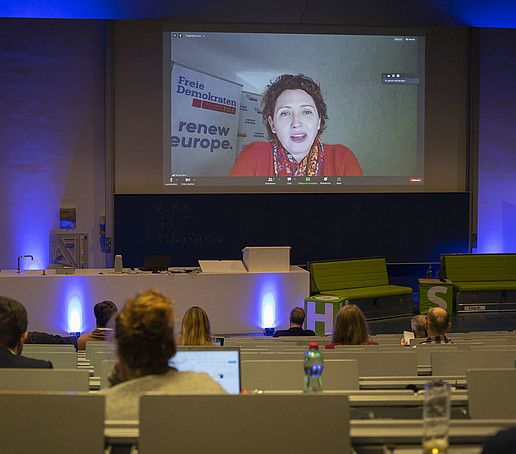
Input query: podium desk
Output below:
<box><xmin>0</xmin><ymin>267</ymin><xmax>309</xmax><ymax>336</ymax></box>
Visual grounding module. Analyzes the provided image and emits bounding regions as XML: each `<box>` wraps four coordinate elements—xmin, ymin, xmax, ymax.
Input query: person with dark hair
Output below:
<box><xmin>325</xmin><ymin>304</ymin><xmax>378</xmax><ymax>349</ymax></box>
<box><xmin>273</xmin><ymin>307</ymin><xmax>315</xmax><ymax>337</ymax></box>
<box><xmin>177</xmin><ymin>306</ymin><xmax>214</xmax><ymax>346</ymax></box>
<box><xmin>0</xmin><ymin>296</ymin><xmax>53</xmax><ymax>368</ymax></box>
<box><xmin>230</xmin><ymin>73</ymin><xmax>362</xmax><ymax>177</ymax></box>
<box><xmin>77</xmin><ymin>300</ymin><xmax>118</xmax><ymax>350</ymax></box>
<box><xmin>417</xmin><ymin>307</ymin><xmax>453</xmax><ymax>345</ymax></box>
<box><xmin>101</xmin><ymin>289</ymin><xmax>226</xmax><ymax>420</ymax></box>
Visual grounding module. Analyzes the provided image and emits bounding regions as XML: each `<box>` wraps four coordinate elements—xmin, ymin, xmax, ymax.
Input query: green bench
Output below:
<box><xmin>440</xmin><ymin>253</ymin><xmax>516</xmax><ymax>312</ymax></box>
<box><xmin>307</xmin><ymin>257</ymin><xmax>414</xmax><ymax>320</ymax></box>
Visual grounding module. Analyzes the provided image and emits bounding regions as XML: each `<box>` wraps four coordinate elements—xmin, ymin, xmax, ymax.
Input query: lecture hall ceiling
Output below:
<box><xmin>0</xmin><ymin>0</ymin><xmax>515</xmax><ymax>28</ymax></box>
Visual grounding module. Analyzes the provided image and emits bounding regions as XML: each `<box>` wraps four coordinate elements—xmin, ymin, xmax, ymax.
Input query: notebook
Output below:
<box><xmin>169</xmin><ymin>346</ymin><xmax>241</xmax><ymax>394</ymax></box>
<box><xmin>141</xmin><ymin>254</ymin><xmax>170</xmax><ymax>271</ymax></box>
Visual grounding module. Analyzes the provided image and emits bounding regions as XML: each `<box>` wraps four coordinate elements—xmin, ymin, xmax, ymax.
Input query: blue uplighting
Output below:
<box><xmin>261</xmin><ymin>290</ymin><xmax>276</xmax><ymax>329</ymax></box>
<box><xmin>0</xmin><ymin>0</ymin><xmax>515</xmax><ymax>28</ymax></box>
<box><xmin>67</xmin><ymin>294</ymin><xmax>83</xmax><ymax>333</ymax></box>
<box><xmin>0</xmin><ymin>1</ymin><xmax>115</xmax><ymax>19</ymax></box>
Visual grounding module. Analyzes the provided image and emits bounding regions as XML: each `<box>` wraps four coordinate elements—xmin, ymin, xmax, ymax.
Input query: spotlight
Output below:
<box><xmin>263</xmin><ymin>328</ymin><xmax>275</xmax><ymax>336</ymax></box>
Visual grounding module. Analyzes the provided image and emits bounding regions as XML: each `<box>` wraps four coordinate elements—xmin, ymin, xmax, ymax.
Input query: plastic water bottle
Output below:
<box><xmin>426</xmin><ymin>265</ymin><xmax>433</xmax><ymax>279</ymax></box>
<box><xmin>422</xmin><ymin>380</ymin><xmax>451</xmax><ymax>454</ymax></box>
<box><xmin>303</xmin><ymin>342</ymin><xmax>323</xmax><ymax>393</ymax></box>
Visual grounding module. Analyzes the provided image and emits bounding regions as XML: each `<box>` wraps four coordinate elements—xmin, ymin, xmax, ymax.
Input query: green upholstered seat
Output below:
<box><xmin>453</xmin><ymin>281</ymin><xmax>516</xmax><ymax>291</ymax></box>
<box><xmin>441</xmin><ymin>254</ymin><xmax>516</xmax><ymax>283</ymax></box>
<box><xmin>321</xmin><ymin>284</ymin><xmax>413</xmax><ymax>300</ymax></box>
<box><xmin>307</xmin><ymin>258</ymin><xmax>413</xmax><ymax>318</ymax></box>
<box><xmin>440</xmin><ymin>253</ymin><xmax>516</xmax><ymax>312</ymax></box>
<box><xmin>309</xmin><ymin>258</ymin><xmax>390</xmax><ymax>293</ymax></box>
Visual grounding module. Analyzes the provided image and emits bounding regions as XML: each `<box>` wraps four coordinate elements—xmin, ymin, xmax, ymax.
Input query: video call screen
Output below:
<box><xmin>163</xmin><ymin>28</ymin><xmax>425</xmax><ymax>190</ymax></box>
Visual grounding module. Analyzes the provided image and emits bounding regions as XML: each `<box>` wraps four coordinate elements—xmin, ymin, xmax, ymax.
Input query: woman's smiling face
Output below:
<box><xmin>268</xmin><ymin>89</ymin><xmax>321</xmax><ymax>161</ymax></box>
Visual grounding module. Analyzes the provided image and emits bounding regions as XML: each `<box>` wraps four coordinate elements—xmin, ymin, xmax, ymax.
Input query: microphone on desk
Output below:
<box><xmin>114</xmin><ymin>255</ymin><xmax>123</xmax><ymax>273</ymax></box>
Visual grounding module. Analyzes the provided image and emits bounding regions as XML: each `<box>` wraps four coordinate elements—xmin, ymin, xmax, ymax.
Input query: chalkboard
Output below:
<box><xmin>114</xmin><ymin>192</ymin><xmax>470</xmax><ymax>268</ymax></box>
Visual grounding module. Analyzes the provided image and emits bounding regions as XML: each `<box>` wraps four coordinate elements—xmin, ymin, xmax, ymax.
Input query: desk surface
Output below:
<box><xmin>104</xmin><ymin>419</ymin><xmax>516</xmax><ymax>447</ymax></box>
<box><xmin>0</xmin><ymin>267</ymin><xmax>309</xmax><ymax>335</ymax></box>
<box><xmin>0</xmin><ymin>266</ymin><xmax>308</xmax><ymax>277</ymax></box>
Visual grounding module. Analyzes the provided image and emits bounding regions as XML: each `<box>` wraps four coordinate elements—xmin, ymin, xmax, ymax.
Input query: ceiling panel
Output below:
<box><xmin>475</xmin><ymin>0</ymin><xmax>516</xmax><ymax>28</ymax></box>
<box><xmin>0</xmin><ymin>0</ymin><xmax>514</xmax><ymax>28</ymax></box>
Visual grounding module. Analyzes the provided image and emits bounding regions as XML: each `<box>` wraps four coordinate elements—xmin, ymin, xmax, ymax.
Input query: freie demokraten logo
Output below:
<box><xmin>176</xmin><ymin>75</ymin><xmax>237</xmax><ymax>114</ymax></box>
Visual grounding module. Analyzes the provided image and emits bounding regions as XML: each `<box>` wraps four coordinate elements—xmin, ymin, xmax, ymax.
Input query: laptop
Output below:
<box><xmin>169</xmin><ymin>346</ymin><xmax>241</xmax><ymax>394</ymax></box>
<box><xmin>198</xmin><ymin>260</ymin><xmax>247</xmax><ymax>273</ymax></box>
<box><xmin>141</xmin><ymin>254</ymin><xmax>170</xmax><ymax>271</ymax></box>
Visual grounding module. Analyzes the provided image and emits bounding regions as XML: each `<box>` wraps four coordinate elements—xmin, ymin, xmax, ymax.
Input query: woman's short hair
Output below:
<box><xmin>290</xmin><ymin>307</ymin><xmax>306</xmax><ymax>326</ymax></box>
<box><xmin>331</xmin><ymin>304</ymin><xmax>372</xmax><ymax>345</ymax></box>
<box><xmin>115</xmin><ymin>289</ymin><xmax>176</xmax><ymax>379</ymax></box>
<box><xmin>179</xmin><ymin>306</ymin><xmax>212</xmax><ymax>346</ymax></box>
<box><xmin>261</xmin><ymin>74</ymin><xmax>328</xmax><ymax>141</ymax></box>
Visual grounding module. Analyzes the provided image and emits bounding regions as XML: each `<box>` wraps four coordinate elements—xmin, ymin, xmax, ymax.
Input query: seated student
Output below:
<box><xmin>416</xmin><ymin>307</ymin><xmax>453</xmax><ymax>345</ymax></box>
<box><xmin>177</xmin><ymin>306</ymin><xmax>214</xmax><ymax>346</ymax></box>
<box><xmin>401</xmin><ymin>314</ymin><xmax>428</xmax><ymax>345</ymax></box>
<box><xmin>273</xmin><ymin>307</ymin><xmax>315</xmax><ymax>337</ymax></box>
<box><xmin>325</xmin><ymin>304</ymin><xmax>378</xmax><ymax>348</ymax></box>
<box><xmin>101</xmin><ymin>289</ymin><xmax>226</xmax><ymax>420</ymax></box>
<box><xmin>482</xmin><ymin>427</ymin><xmax>516</xmax><ymax>454</ymax></box>
<box><xmin>77</xmin><ymin>300</ymin><xmax>118</xmax><ymax>350</ymax></box>
<box><xmin>0</xmin><ymin>296</ymin><xmax>53</xmax><ymax>368</ymax></box>
<box><xmin>25</xmin><ymin>330</ymin><xmax>78</xmax><ymax>349</ymax></box>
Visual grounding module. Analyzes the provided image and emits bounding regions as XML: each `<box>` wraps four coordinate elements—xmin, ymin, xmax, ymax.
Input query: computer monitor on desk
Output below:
<box><xmin>141</xmin><ymin>254</ymin><xmax>171</xmax><ymax>271</ymax></box>
<box><xmin>170</xmin><ymin>346</ymin><xmax>241</xmax><ymax>394</ymax></box>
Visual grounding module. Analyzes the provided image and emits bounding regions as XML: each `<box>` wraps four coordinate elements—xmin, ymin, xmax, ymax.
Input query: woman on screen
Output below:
<box><xmin>229</xmin><ymin>74</ymin><xmax>363</xmax><ymax>177</ymax></box>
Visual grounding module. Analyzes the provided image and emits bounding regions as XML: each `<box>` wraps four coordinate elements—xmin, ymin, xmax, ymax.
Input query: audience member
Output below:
<box><xmin>401</xmin><ymin>314</ymin><xmax>428</xmax><ymax>345</ymax></box>
<box><xmin>77</xmin><ymin>300</ymin><xmax>118</xmax><ymax>350</ymax></box>
<box><xmin>101</xmin><ymin>290</ymin><xmax>226</xmax><ymax>420</ymax></box>
<box><xmin>325</xmin><ymin>304</ymin><xmax>378</xmax><ymax>348</ymax></box>
<box><xmin>273</xmin><ymin>307</ymin><xmax>315</xmax><ymax>337</ymax></box>
<box><xmin>416</xmin><ymin>307</ymin><xmax>453</xmax><ymax>345</ymax></box>
<box><xmin>25</xmin><ymin>330</ymin><xmax>78</xmax><ymax>349</ymax></box>
<box><xmin>481</xmin><ymin>426</ymin><xmax>516</xmax><ymax>454</ymax></box>
<box><xmin>0</xmin><ymin>296</ymin><xmax>53</xmax><ymax>368</ymax></box>
<box><xmin>177</xmin><ymin>306</ymin><xmax>214</xmax><ymax>346</ymax></box>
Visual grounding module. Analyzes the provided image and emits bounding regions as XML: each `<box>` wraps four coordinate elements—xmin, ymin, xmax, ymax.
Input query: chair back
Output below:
<box><xmin>431</xmin><ymin>350</ymin><xmax>516</xmax><ymax>376</ymax></box>
<box><xmin>241</xmin><ymin>358</ymin><xmax>359</xmax><ymax>390</ymax></box>
<box><xmin>0</xmin><ymin>392</ymin><xmax>104</xmax><ymax>454</ymax></box>
<box><xmin>22</xmin><ymin>351</ymin><xmax>77</xmax><ymax>369</ymax></box>
<box><xmin>0</xmin><ymin>369</ymin><xmax>89</xmax><ymax>391</ymax></box>
<box><xmin>100</xmin><ymin>359</ymin><xmax>117</xmax><ymax>390</ymax></box>
<box><xmin>85</xmin><ymin>341</ymin><xmax>115</xmax><ymax>361</ymax></box>
<box><xmin>22</xmin><ymin>344</ymin><xmax>76</xmax><ymax>353</ymax></box>
<box><xmin>93</xmin><ymin>350</ymin><xmax>117</xmax><ymax>377</ymax></box>
<box><xmin>327</xmin><ymin>351</ymin><xmax>418</xmax><ymax>376</ymax></box>
<box><xmin>139</xmin><ymin>394</ymin><xmax>350</xmax><ymax>454</ymax></box>
<box><xmin>468</xmin><ymin>368</ymin><xmax>516</xmax><ymax>419</ymax></box>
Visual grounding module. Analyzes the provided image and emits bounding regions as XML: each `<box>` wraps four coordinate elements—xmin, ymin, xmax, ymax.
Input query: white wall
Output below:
<box><xmin>0</xmin><ymin>19</ymin><xmax>107</xmax><ymax>271</ymax></box>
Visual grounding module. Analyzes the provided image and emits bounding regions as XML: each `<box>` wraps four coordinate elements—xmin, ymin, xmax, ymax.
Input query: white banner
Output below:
<box><xmin>170</xmin><ymin>64</ymin><xmax>242</xmax><ymax>176</ymax></box>
<box><xmin>236</xmin><ymin>91</ymin><xmax>267</xmax><ymax>157</ymax></box>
